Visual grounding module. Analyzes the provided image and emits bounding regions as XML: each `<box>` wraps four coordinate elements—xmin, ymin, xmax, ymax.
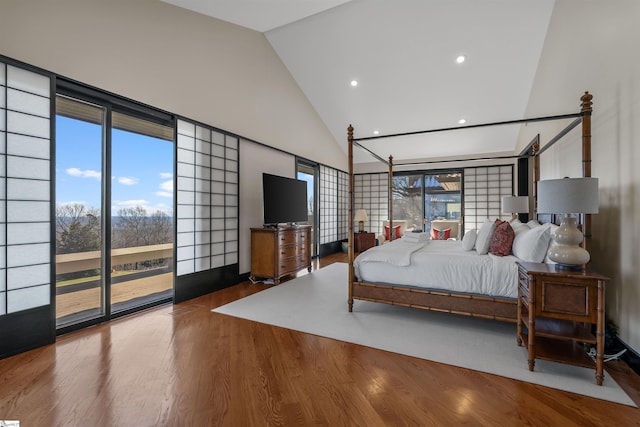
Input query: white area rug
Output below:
<box><xmin>213</xmin><ymin>263</ymin><xmax>635</xmax><ymax>406</ymax></box>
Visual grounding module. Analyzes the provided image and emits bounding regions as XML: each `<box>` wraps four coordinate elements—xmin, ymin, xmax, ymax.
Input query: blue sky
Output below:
<box><xmin>56</xmin><ymin>116</ymin><xmax>174</xmax><ymax>216</ymax></box>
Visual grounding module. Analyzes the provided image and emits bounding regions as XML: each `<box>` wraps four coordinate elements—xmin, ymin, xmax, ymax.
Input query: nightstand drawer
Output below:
<box><xmin>536</xmin><ymin>278</ymin><xmax>597</xmax><ymax>322</ymax></box>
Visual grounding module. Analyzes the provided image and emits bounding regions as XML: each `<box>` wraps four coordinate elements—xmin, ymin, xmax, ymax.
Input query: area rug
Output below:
<box><xmin>213</xmin><ymin>263</ymin><xmax>635</xmax><ymax>406</ymax></box>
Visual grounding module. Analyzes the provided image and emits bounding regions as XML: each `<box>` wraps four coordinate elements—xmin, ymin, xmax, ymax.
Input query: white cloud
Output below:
<box><xmin>66</xmin><ymin>167</ymin><xmax>101</xmax><ymax>180</ymax></box>
<box><xmin>155</xmin><ymin>191</ymin><xmax>173</xmax><ymax>198</ymax></box>
<box><xmin>113</xmin><ymin>199</ymin><xmax>148</xmax><ymax>210</ymax></box>
<box><xmin>118</xmin><ymin>176</ymin><xmax>139</xmax><ymax>186</ymax></box>
<box><xmin>160</xmin><ymin>172</ymin><xmax>173</xmax><ymax>179</ymax></box>
<box><xmin>112</xmin><ymin>199</ymin><xmax>173</xmax><ymax>215</ymax></box>
<box><xmin>159</xmin><ymin>179</ymin><xmax>173</xmax><ymax>192</ymax></box>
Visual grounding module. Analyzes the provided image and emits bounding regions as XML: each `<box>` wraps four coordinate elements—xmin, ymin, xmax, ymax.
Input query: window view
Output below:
<box><xmin>392</xmin><ymin>174</ymin><xmax>424</xmax><ymax>232</ymax></box>
<box><xmin>55</xmin><ymin>96</ymin><xmax>175</xmax><ymax>328</ymax></box>
<box><xmin>297</xmin><ymin>162</ymin><xmax>316</xmax><ymax>254</ymax></box>
<box><xmin>110</xmin><ymin>112</ymin><xmax>174</xmax><ymax>314</ymax></box>
<box><xmin>55</xmin><ymin>97</ymin><xmax>105</xmax><ymax>325</ymax></box>
<box><xmin>392</xmin><ymin>171</ymin><xmax>462</xmax><ymax>237</ymax></box>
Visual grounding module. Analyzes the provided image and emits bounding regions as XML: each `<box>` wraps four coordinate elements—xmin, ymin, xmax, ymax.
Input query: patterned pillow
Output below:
<box><xmin>431</xmin><ymin>228</ymin><xmax>451</xmax><ymax>240</ymax></box>
<box><xmin>384</xmin><ymin>225</ymin><xmax>402</xmax><ymax>240</ymax></box>
<box><xmin>489</xmin><ymin>220</ymin><xmax>515</xmax><ymax>256</ymax></box>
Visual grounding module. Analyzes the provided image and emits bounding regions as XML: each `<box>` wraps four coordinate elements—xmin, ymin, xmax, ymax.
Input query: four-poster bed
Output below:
<box><xmin>347</xmin><ymin>91</ymin><xmax>595</xmax><ymax>322</ymax></box>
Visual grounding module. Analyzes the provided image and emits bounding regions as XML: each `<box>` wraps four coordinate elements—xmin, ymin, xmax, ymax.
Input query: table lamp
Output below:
<box><xmin>354</xmin><ymin>209</ymin><xmax>368</xmax><ymax>233</ymax></box>
<box><xmin>501</xmin><ymin>196</ymin><xmax>529</xmax><ymax>220</ymax></box>
<box><xmin>537</xmin><ymin>177</ymin><xmax>599</xmax><ymax>269</ymax></box>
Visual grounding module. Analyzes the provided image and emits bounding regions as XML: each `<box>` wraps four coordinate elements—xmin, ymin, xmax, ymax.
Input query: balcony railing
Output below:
<box><xmin>55</xmin><ymin>243</ymin><xmax>174</xmax><ymax>321</ymax></box>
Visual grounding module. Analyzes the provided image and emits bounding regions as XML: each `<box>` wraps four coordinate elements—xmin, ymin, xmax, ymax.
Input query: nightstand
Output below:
<box><xmin>353</xmin><ymin>232</ymin><xmax>376</xmax><ymax>252</ymax></box>
<box><xmin>516</xmin><ymin>261</ymin><xmax>608</xmax><ymax>385</ymax></box>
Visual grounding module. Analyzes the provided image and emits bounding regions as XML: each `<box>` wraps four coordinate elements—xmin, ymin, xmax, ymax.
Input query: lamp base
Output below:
<box><xmin>547</xmin><ymin>215</ymin><xmax>590</xmax><ymax>267</ymax></box>
<box><xmin>554</xmin><ymin>263</ymin><xmax>585</xmax><ymax>272</ymax></box>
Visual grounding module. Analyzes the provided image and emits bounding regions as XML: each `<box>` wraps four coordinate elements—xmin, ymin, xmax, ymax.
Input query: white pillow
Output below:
<box><xmin>462</xmin><ymin>229</ymin><xmax>477</xmax><ymax>251</ymax></box>
<box><xmin>511</xmin><ymin>221</ymin><xmax>529</xmax><ymax>237</ymax></box>
<box><xmin>475</xmin><ymin>219</ymin><xmax>496</xmax><ymax>255</ymax></box>
<box><xmin>527</xmin><ymin>220</ymin><xmax>541</xmax><ymax>229</ymax></box>
<box><xmin>512</xmin><ymin>223</ymin><xmax>551</xmax><ymax>262</ymax></box>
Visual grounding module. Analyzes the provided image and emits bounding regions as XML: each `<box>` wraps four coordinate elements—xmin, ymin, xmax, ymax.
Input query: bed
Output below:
<box><xmin>347</xmin><ymin>91</ymin><xmax>595</xmax><ymax>322</ymax></box>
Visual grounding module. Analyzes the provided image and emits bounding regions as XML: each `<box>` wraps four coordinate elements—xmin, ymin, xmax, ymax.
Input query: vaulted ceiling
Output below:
<box><xmin>161</xmin><ymin>0</ymin><xmax>556</xmax><ymax>164</ymax></box>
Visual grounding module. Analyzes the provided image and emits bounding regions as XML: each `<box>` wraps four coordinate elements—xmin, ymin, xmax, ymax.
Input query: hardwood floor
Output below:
<box><xmin>1</xmin><ymin>252</ymin><xmax>639</xmax><ymax>426</ymax></box>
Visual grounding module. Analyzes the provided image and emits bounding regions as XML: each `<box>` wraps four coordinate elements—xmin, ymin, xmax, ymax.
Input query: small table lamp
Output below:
<box><xmin>354</xmin><ymin>209</ymin><xmax>368</xmax><ymax>233</ymax></box>
<box><xmin>537</xmin><ymin>177</ymin><xmax>599</xmax><ymax>269</ymax></box>
<box><xmin>501</xmin><ymin>196</ymin><xmax>529</xmax><ymax>220</ymax></box>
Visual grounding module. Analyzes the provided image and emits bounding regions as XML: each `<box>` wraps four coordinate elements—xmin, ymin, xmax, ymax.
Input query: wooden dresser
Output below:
<box><xmin>250</xmin><ymin>226</ymin><xmax>312</xmax><ymax>284</ymax></box>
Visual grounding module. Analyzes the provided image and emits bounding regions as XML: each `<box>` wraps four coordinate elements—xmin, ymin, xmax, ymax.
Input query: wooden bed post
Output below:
<box><xmin>532</xmin><ymin>141</ymin><xmax>540</xmax><ymax>212</ymax></box>
<box><xmin>581</xmin><ymin>91</ymin><xmax>593</xmax><ymax>255</ymax></box>
<box><xmin>348</xmin><ymin>125</ymin><xmax>355</xmax><ymax>312</ymax></box>
<box><xmin>388</xmin><ymin>155</ymin><xmax>394</xmax><ymax>241</ymax></box>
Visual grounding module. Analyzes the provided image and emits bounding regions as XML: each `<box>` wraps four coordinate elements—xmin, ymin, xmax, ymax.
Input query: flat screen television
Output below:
<box><xmin>262</xmin><ymin>173</ymin><xmax>308</xmax><ymax>226</ymax></box>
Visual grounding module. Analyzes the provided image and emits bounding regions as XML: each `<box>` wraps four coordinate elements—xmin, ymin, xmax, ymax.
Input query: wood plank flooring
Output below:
<box><xmin>1</xmin><ymin>253</ymin><xmax>639</xmax><ymax>426</ymax></box>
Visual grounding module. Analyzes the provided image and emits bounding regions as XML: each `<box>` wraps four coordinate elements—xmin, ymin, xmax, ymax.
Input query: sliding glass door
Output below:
<box><xmin>55</xmin><ymin>92</ymin><xmax>175</xmax><ymax>329</ymax></box>
<box><xmin>110</xmin><ymin>112</ymin><xmax>174</xmax><ymax>314</ymax></box>
<box><xmin>55</xmin><ymin>96</ymin><xmax>105</xmax><ymax>325</ymax></box>
<box><xmin>392</xmin><ymin>171</ymin><xmax>462</xmax><ymax>235</ymax></box>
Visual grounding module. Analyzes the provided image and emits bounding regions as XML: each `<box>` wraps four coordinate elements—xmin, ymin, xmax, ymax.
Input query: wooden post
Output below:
<box><xmin>580</xmin><ymin>92</ymin><xmax>593</xmax><ymax>256</ymax></box>
<box><xmin>348</xmin><ymin>125</ymin><xmax>354</xmax><ymax>312</ymax></box>
<box><xmin>388</xmin><ymin>155</ymin><xmax>393</xmax><ymax>241</ymax></box>
<box><xmin>532</xmin><ymin>141</ymin><xmax>540</xmax><ymax>213</ymax></box>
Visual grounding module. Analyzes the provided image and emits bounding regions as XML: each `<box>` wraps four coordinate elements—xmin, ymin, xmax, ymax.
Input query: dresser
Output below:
<box><xmin>516</xmin><ymin>261</ymin><xmax>608</xmax><ymax>385</ymax></box>
<box><xmin>250</xmin><ymin>226</ymin><xmax>312</xmax><ymax>284</ymax></box>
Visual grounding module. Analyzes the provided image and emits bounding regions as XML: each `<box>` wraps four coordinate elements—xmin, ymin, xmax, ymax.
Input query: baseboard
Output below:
<box><xmin>617</xmin><ymin>337</ymin><xmax>640</xmax><ymax>376</ymax></box>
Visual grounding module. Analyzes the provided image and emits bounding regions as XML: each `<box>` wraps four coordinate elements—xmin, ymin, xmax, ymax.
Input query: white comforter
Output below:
<box><xmin>353</xmin><ymin>237</ymin><xmax>519</xmax><ymax>298</ymax></box>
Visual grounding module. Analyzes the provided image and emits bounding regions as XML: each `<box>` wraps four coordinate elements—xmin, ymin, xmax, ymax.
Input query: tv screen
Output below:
<box><xmin>262</xmin><ymin>173</ymin><xmax>308</xmax><ymax>226</ymax></box>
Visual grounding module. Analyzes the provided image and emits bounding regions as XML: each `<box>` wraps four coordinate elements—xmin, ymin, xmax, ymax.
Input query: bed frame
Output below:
<box><xmin>347</xmin><ymin>91</ymin><xmax>594</xmax><ymax>322</ymax></box>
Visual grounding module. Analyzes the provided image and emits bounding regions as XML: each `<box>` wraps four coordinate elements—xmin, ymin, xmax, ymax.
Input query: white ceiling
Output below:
<box><xmin>162</xmin><ymin>0</ymin><xmax>557</xmax><ymax>164</ymax></box>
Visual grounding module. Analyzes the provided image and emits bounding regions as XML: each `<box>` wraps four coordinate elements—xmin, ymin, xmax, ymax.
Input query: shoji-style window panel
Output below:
<box><xmin>1</xmin><ymin>62</ymin><xmax>52</xmax><ymax>315</ymax></box>
<box><xmin>319</xmin><ymin>165</ymin><xmax>337</xmax><ymax>244</ymax></box>
<box><xmin>337</xmin><ymin>170</ymin><xmax>348</xmax><ymax>241</ymax></box>
<box><xmin>354</xmin><ymin>173</ymin><xmax>389</xmax><ymax>236</ymax></box>
<box><xmin>463</xmin><ymin>165</ymin><xmax>513</xmax><ymax>233</ymax></box>
<box><xmin>176</xmin><ymin>119</ymin><xmax>238</xmax><ymax>276</ymax></box>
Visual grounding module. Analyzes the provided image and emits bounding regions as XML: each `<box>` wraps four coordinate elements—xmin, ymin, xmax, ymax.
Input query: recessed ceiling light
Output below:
<box><xmin>456</xmin><ymin>55</ymin><xmax>466</xmax><ymax>64</ymax></box>
<box><xmin>373</xmin><ymin>130</ymin><xmax>379</xmax><ymax>135</ymax></box>
<box><xmin>350</xmin><ymin>80</ymin><xmax>358</xmax><ymax>87</ymax></box>
<box><xmin>458</xmin><ymin>119</ymin><xmax>466</xmax><ymax>124</ymax></box>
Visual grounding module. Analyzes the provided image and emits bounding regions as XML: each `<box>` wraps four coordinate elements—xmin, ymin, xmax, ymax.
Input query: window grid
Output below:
<box><xmin>463</xmin><ymin>165</ymin><xmax>514</xmax><ymax>233</ymax></box>
<box><xmin>354</xmin><ymin>173</ymin><xmax>389</xmax><ymax>236</ymax></box>
<box><xmin>1</xmin><ymin>62</ymin><xmax>52</xmax><ymax>315</ymax></box>
<box><xmin>176</xmin><ymin>119</ymin><xmax>238</xmax><ymax>276</ymax></box>
<box><xmin>337</xmin><ymin>170</ymin><xmax>348</xmax><ymax>241</ymax></box>
<box><xmin>319</xmin><ymin>165</ymin><xmax>336</xmax><ymax>244</ymax></box>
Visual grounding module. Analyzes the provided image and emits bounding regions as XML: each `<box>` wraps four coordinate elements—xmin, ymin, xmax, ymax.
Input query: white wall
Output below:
<box><xmin>0</xmin><ymin>0</ymin><xmax>347</xmax><ymax>172</ymax></box>
<box><xmin>522</xmin><ymin>0</ymin><xmax>640</xmax><ymax>352</ymax></box>
<box><xmin>238</xmin><ymin>141</ymin><xmax>297</xmax><ymax>273</ymax></box>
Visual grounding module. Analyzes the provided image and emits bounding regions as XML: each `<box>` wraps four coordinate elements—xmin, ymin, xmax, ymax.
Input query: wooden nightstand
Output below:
<box><xmin>353</xmin><ymin>232</ymin><xmax>376</xmax><ymax>252</ymax></box>
<box><xmin>516</xmin><ymin>261</ymin><xmax>608</xmax><ymax>385</ymax></box>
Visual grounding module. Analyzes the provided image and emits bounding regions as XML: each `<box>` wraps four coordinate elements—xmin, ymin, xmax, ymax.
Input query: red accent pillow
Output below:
<box><xmin>489</xmin><ymin>220</ymin><xmax>515</xmax><ymax>256</ymax></box>
<box><xmin>384</xmin><ymin>225</ymin><xmax>402</xmax><ymax>240</ymax></box>
<box><xmin>431</xmin><ymin>228</ymin><xmax>451</xmax><ymax>240</ymax></box>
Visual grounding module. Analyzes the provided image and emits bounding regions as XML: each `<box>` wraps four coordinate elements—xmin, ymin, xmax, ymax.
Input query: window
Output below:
<box><xmin>55</xmin><ymin>89</ymin><xmax>175</xmax><ymax>330</ymax></box>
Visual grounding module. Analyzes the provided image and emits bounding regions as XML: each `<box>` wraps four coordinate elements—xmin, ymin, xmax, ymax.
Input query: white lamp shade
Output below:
<box><xmin>537</xmin><ymin>177</ymin><xmax>599</xmax><ymax>214</ymax></box>
<box><xmin>501</xmin><ymin>196</ymin><xmax>529</xmax><ymax>214</ymax></box>
<box><xmin>354</xmin><ymin>209</ymin><xmax>368</xmax><ymax>222</ymax></box>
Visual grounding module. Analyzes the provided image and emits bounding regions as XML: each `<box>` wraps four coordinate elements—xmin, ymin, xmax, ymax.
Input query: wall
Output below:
<box><xmin>0</xmin><ymin>0</ymin><xmax>346</xmax><ymax>172</ymax></box>
<box><xmin>238</xmin><ymin>142</ymin><xmax>297</xmax><ymax>273</ymax></box>
<box><xmin>521</xmin><ymin>0</ymin><xmax>640</xmax><ymax>352</ymax></box>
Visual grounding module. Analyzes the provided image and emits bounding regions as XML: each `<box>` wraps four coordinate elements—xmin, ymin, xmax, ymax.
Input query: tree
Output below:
<box><xmin>56</xmin><ymin>203</ymin><xmax>101</xmax><ymax>255</ymax></box>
